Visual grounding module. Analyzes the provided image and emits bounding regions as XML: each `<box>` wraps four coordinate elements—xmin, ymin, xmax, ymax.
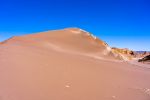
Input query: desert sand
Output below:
<box><xmin>0</xmin><ymin>28</ymin><xmax>150</xmax><ymax>100</ymax></box>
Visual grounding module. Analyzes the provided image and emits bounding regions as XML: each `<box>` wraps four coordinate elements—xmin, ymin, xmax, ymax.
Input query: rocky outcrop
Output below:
<box><xmin>111</xmin><ymin>47</ymin><xmax>135</xmax><ymax>60</ymax></box>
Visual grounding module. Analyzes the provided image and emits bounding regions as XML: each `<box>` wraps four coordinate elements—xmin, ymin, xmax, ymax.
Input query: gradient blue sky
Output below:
<box><xmin>0</xmin><ymin>0</ymin><xmax>150</xmax><ymax>50</ymax></box>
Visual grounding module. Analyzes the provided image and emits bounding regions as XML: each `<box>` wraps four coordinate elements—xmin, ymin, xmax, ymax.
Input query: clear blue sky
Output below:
<box><xmin>0</xmin><ymin>0</ymin><xmax>150</xmax><ymax>51</ymax></box>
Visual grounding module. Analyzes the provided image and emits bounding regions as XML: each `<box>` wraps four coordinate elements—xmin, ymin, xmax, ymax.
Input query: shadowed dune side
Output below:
<box><xmin>138</xmin><ymin>55</ymin><xmax>150</xmax><ymax>64</ymax></box>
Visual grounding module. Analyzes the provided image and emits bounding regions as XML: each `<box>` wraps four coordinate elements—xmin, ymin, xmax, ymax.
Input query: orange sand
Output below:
<box><xmin>0</xmin><ymin>28</ymin><xmax>150</xmax><ymax>100</ymax></box>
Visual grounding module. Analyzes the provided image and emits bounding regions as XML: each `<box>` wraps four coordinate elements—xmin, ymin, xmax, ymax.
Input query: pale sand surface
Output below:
<box><xmin>129</xmin><ymin>59</ymin><xmax>150</xmax><ymax>69</ymax></box>
<box><xmin>0</xmin><ymin>28</ymin><xmax>150</xmax><ymax>100</ymax></box>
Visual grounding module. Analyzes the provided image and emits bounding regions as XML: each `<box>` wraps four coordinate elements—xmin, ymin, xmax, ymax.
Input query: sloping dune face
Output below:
<box><xmin>1</xmin><ymin>28</ymin><xmax>115</xmax><ymax>59</ymax></box>
<box><xmin>4</xmin><ymin>28</ymin><xmax>110</xmax><ymax>53</ymax></box>
<box><xmin>0</xmin><ymin>28</ymin><xmax>150</xmax><ymax>100</ymax></box>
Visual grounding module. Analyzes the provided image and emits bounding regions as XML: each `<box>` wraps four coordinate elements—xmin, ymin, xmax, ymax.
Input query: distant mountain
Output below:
<box><xmin>136</xmin><ymin>51</ymin><xmax>150</xmax><ymax>53</ymax></box>
<box><xmin>134</xmin><ymin>51</ymin><xmax>150</xmax><ymax>58</ymax></box>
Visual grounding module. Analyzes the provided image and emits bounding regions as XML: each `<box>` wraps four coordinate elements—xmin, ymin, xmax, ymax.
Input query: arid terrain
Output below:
<box><xmin>0</xmin><ymin>28</ymin><xmax>150</xmax><ymax>100</ymax></box>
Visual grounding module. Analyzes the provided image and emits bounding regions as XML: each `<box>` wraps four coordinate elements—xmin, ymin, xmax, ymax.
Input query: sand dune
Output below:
<box><xmin>0</xmin><ymin>28</ymin><xmax>150</xmax><ymax>100</ymax></box>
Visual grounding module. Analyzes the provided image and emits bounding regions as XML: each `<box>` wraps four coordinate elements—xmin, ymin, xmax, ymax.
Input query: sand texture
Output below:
<box><xmin>0</xmin><ymin>28</ymin><xmax>150</xmax><ymax>100</ymax></box>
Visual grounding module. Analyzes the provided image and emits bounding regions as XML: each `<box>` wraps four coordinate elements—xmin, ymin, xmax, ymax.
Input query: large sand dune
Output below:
<box><xmin>0</xmin><ymin>28</ymin><xmax>150</xmax><ymax>100</ymax></box>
